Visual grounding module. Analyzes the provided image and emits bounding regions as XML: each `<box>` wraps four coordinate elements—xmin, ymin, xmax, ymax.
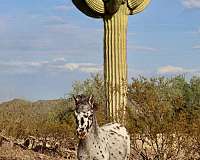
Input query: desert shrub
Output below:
<box><xmin>127</xmin><ymin>76</ymin><xmax>200</xmax><ymax>159</ymax></box>
<box><xmin>0</xmin><ymin>98</ymin><xmax>76</xmax><ymax>139</ymax></box>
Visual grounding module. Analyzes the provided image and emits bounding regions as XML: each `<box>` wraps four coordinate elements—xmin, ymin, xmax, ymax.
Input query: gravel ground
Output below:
<box><xmin>0</xmin><ymin>145</ymin><xmax>67</xmax><ymax>160</ymax></box>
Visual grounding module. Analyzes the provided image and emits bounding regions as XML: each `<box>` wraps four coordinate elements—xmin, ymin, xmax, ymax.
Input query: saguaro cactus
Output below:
<box><xmin>72</xmin><ymin>0</ymin><xmax>150</xmax><ymax>122</ymax></box>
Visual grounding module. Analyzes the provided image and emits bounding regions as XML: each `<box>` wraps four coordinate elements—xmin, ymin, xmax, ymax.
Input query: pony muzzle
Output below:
<box><xmin>77</xmin><ymin>131</ymin><xmax>87</xmax><ymax>139</ymax></box>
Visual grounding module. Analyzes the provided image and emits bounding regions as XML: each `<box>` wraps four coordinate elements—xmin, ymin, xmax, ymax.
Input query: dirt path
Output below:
<box><xmin>0</xmin><ymin>145</ymin><xmax>67</xmax><ymax>160</ymax></box>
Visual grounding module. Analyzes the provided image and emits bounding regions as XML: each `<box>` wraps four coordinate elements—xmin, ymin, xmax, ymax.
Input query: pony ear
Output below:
<box><xmin>88</xmin><ymin>95</ymin><xmax>98</xmax><ymax>111</ymax></box>
<box><xmin>88</xmin><ymin>95</ymin><xmax>94</xmax><ymax>106</ymax></box>
<box><xmin>73</xmin><ymin>95</ymin><xmax>79</xmax><ymax>105</ymax></box>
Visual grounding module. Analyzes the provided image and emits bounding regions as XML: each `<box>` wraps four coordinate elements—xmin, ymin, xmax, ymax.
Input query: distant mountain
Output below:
<box><xmin>0</xmin><ymin>98</ymin><xmax>74</xmax><ymax>115</ymax></box>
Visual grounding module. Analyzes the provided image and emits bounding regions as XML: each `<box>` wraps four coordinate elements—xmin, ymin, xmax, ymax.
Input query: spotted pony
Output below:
<box><xmin>73</xmin><ymin>94</ymin><xmax>130</xmax><ymax>160</ymax></box>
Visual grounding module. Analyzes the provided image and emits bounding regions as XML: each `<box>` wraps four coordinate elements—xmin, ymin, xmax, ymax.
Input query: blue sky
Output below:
<box><xmin>0</xmin><ymin>0</ymin><xmax>200</xmax><ymax>102</ymax></box>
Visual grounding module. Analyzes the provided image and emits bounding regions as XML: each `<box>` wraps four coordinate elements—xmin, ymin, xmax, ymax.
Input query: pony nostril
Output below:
<box><xmin>77</xmin><ymin>128</ymin><xmax>85</xmax><ymax>135</ymax></box>
<box><xmin>77</xmin><ymin>127</ymin><xmax>84</xmax><ymax>132</ymax></box>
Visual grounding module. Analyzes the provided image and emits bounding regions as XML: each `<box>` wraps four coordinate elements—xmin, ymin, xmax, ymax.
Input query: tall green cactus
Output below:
<box><xmin>72</xmin><ymin>0</ymin><xmax>150</xmax><ymax>123</ymax></box>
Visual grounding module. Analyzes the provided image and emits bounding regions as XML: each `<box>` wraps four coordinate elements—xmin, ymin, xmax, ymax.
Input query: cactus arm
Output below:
<box><xmin>72</xmin><ymin>0</ymin><xmax>103</xmax><ymax>18</ymax></box>
<box><xmin>128</xmin><ymin>0</ymin><xmax>151</xmax><ymax>15</ymax></box>
<box><xmin>127</xmin><ymin>0</ymin><xmax>143</xmax><ymax>9</ymax></box>
<box><xmin>85</xmin><ymin>0</ymin><xmax>105</xmax><ymax>14</ymax></box>
<box><xmin>104</xmin><ymin>0</ymin><xmax>123</xmax><ymax>14</ymax></box>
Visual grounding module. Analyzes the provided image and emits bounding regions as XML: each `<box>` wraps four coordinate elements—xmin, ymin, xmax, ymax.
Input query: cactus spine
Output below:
<box><xmin>72</xmin><ymin>0</ymin><xmax>150</xmax><ymax>122</ymax></box>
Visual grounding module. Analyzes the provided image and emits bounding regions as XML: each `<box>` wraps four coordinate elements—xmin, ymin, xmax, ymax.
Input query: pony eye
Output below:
<box><xmin>89</xmin><ymin>114</ymin><xmax>93</xmax><ymax>119</ymax></box>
